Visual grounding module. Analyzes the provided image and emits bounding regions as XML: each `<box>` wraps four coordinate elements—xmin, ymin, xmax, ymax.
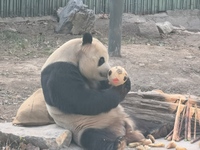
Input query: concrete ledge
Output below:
<box><xmin>0</xmin><ymin>123</ymin><xmax>82</xmax><ymax>150</ymax></box>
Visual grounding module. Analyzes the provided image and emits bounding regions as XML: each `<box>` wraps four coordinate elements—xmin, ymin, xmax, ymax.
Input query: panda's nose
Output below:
<box><xmin>99</xmin><ymin>63</ymin><xmax>110</xmax><ymax>78</ymax></box>
<box><xmin>105</xmin><ymin>63</ymin><xmax>111</xmax><ymax>71</ymax></box>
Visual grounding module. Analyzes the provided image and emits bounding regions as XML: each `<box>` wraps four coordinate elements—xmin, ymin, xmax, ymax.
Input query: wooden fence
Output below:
<box><xmin>0</xmin><ymin>0</ymin><xmax>200</xmax><ymax>18</ymax></box>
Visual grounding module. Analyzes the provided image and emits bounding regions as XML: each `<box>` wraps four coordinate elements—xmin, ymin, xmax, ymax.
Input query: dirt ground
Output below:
<box><xmin>0</xmin><ymin>14</ymin><xmax>200</xmax><ymax>127</ymax></box>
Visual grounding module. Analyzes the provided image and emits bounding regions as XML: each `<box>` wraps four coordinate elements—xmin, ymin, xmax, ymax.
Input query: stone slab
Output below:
<box><xmin>0</xmin><ymin>123</ymin><xmax>199</xmax><ymax>150</ymax></box>
<box><xmin>0</xmin><ymin>123</ymin><xmax>75</xmax><ymax>150</ymax></box>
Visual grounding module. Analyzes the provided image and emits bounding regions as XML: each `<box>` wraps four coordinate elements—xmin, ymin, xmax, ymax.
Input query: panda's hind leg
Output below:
<box><xmin>125</xmin><ymin>130</ymin><xmax>145</xmax><ymax>144</ymax></box>
<box><xmin>80</xmin><ymin>128</ymin><xmax>126</xmax><ymax>150</ymax></box>
<box><xmin>124</xmin><ymin>118</ymin><xmax>145</xmax><ymax>144</ymax></box>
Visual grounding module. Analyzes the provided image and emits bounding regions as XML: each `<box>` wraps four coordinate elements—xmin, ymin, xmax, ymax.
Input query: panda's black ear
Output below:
<box><xmin>82</xmin><ymin>33</ymin><xmax>92</xmax><ymax>45</ymax></box>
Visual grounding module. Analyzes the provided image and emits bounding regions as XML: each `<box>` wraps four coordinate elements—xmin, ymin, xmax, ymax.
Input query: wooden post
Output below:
<box><xmin>108</xmin><ymin>0</ymin><xmax>124</xmax><ymax>57</ymax></box>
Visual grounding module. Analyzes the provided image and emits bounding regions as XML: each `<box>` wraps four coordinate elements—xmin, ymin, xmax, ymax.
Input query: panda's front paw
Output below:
<box><xmin>123</xmin><ymin>77</ymin><xmax>131</xmax><ymax>93</ymax></box>
<box><xmin>113</xmin><ymin>78</ymin><xmax>131</xmax><ymax>101</ymax></box>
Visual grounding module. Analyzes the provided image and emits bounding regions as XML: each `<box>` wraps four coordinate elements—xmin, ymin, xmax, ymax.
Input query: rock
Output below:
<box><xmin>0</xmin><ymin>123</ymin><xmax>77</xmax><ymax>150</ymax></box>
<box><xmin>56</xmin><ymin>130</ymin><xmax>72</xmax><ymax>148</ymax></box>
<box><xmin>55</xmin><ymin>0</ymin><xmax>95</xmax><ymax>34</ymax></box>
<box><xmin>137</xmin><ymin>21</ymin><xmax>160</xmax><ymax>38</ymax></box>
<box><xmin>184</xmin><ymin>56</ymin><xmax>195</xmax><ymax>59</ymax></box>
<box><xmin>71</xmin><ymin>10</ymin><xmax>95</xmax><ymax>35</ymax></box>
<box><xmin>6</xmin><ymin>27</ymin><xmax>18</xmax><ymax>32</ymax></box>
<box><xmin>139</xmin><ymin>63</ymin><xmax>145</xmax><ymax>67</ymax></box>
<box><xmin>156</xmin><ymin>21</ymin><xmax>174</xmax><ymax>34</ymax></box>
<box><xmin>143</xmin><ymin>9</ymin><xmax>200</xmax><ymax>31</ymax></box>
<box><xmin>166</xmin><ymin>10</ymin><xmax>200</xmax><ymax>31</ymax></box>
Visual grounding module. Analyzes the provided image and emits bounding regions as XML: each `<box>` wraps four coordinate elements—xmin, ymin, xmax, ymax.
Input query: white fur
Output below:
<box><xmin>41</xmin><ymin>38</ymin><xmax>81</xmax><ymax>71</ymax></box>
<box><xmin>46</xmin><ymin>104</ymin><xmax>133</xmax><ymax>146</ymax></box>
<box><xmin>41</xmin><ymin>38</ymin><xmax>110</xmax><ymax>81</ymax></box>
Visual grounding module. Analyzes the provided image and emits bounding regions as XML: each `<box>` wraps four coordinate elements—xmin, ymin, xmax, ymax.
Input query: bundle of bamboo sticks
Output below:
<box><xmin>165</xmin><ymin>97</ymin><xmax>200</xmax><ymax>143</ymax></box>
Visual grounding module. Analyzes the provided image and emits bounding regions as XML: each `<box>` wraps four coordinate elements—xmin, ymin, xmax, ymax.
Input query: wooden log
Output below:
<box><xmin>128</xmin><ymin>90</ymin><xmax>200</xmax><ymax>106</ymax></box>
<box><xmin>123</xmin><ymin>90</ymin><xmax>200</xmax><ymax>138</ymax></box>
<box><xmin>125</xmin><ymin>91</ymin><xmax>200</xmax><ymax>125</ymax></box>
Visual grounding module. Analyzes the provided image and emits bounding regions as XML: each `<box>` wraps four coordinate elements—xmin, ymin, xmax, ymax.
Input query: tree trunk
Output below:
<box><xmin>108</xmin><ymin>0</ymin><xmax>124</xmax><ymax>57</ymax></box>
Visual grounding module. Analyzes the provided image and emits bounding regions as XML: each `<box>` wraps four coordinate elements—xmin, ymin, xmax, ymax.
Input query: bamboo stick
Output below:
<box><xmin>172</xmin><ymin>98</ymin><xmax>182</xmax><ymax>141</ymax></box>
<box><xmin>185</xmin><ymin>100</ymin><xmax>189</xmax><ymax>140</ymax></box>
<box><xmin>178</xmin><ymin>105</ymin><xmax>186</xmax><ymax>138</ymax></box>
<box><xmin>195</xmin><ymin>103</ymin><xmax>200</xmax><ymax>126</ymax></box>
<box><xmin>166</xmin><ymin>135</ymin><xmax>172</xmax><ymax>141</ymax></box>
<box><xmin>191</xmin><ymin>136</ymin><xmax>200</xmax><ymax>144</ymax></box>
<box><xmin>177</xmin><ymin>136</ymin><xmax>184</xmax><ymax>142</ymax></box>
<box><xmin>186</xmin><ymin>99</ymin><xmax>191</xmax><ymax>141</ymax></box>
<box><xmin>165</xmin><ymin>130</ymin><xmax>173</xmax><ymax>140</ymax></box>
<box><xmin>194</xmin><ymin>104</ymin><xmax>198</xmax><ymax>140</ymax></box>
<box><xmin>187</xmin><ymin>99</ymin><xmax>191</xmax><ymax>141</ymax></box>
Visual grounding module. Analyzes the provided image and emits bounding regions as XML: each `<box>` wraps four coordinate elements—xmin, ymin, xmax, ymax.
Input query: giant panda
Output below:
<box><xmin>41</xmin><ymin>33</ymin><xmax>145</xmax><ymax>150</ymax></box>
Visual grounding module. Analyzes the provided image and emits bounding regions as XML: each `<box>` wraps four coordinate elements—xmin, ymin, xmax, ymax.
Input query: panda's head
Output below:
<box><xmin>78</xmin><ymin>33</ymin><xmax>110</xmax><ymax>81</ymax></box>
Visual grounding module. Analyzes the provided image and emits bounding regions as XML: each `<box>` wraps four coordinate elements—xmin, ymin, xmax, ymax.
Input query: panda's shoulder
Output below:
<box><xmin>42</xmin><ymin>62</ymin><xmax>80</xmax><ymax>76</ymax></box>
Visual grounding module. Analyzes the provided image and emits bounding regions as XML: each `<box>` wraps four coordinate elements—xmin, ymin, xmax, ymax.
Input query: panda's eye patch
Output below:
<box><xmin>98</xmin><ymin>57</ymin><xmax>105</xmax><ymax>66</ymax></box>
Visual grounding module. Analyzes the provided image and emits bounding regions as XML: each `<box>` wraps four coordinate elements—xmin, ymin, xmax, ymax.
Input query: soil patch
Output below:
<box><xmin>0</xmin><ymin>14</ymin><xmax>200</xmax><ymax>127</ymax></box>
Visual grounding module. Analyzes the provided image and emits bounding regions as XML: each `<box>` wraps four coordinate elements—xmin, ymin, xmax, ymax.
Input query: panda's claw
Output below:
<box><xmin>116</xmin><ymin>136</ymin><xmax>126</xmax><ymax>150</ymax></box>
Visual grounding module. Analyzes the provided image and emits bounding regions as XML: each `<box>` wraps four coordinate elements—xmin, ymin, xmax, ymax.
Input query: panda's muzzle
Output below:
<box><xmin>100</xmin><ymin>72</ymin><xmax>108</xmax><ymax>78</ymax></box>
<box><xmin>99</xmin><ymin>63</ymin><xmax>110</xmax><ymax>78</ymax></box>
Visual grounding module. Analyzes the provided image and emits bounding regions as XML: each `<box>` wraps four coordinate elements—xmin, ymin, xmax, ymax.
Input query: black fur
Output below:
<box><xmin>99</xmin><ymin>80</ymin><xmax>112</xmax><ymax>89</ymax></box>
<box><xmin>82</xmin><ymin>33</ymin><xmax>92</xmax><ymax>45</ymax></box>
<box><xmin>81</xmin><ymin>128</ymin><xmax>122</xmax><ymax>150</ymax></box>
<box><xmin>41</xmin><ymin>62</ymin><xmax>130</xmax><ymax>115</ymax></box>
